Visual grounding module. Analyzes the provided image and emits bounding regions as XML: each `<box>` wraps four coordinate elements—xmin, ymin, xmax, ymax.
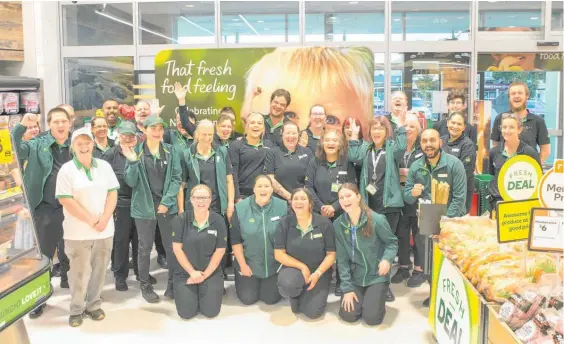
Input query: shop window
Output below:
<box><xmin>373</xmin><ymin>53</ymin><xmax>385</xmax><ymax>115</ymax></box>
<box><xmin>391</xmin><ymin>1</ymin><xmax>471</xmax><ymax>41</ymax></box>
<box><xmin>220</xmin><ymin>1</ymin><xmax>299</xmax><ymax>44</ymax></box>
<box><xmin>552</xmin><ymin>0</ymin><xmax>563</xmax><ymax>31</ymax></box>
<box><xmin>478</xmin><ymin>1</ymin><xmax>544</xmax><ymax>32</ymax></box>
<box><xmin>62</xmin><ymin>3</ymin><xmax>134</xmax><ymax>46</ymax></box>
<box><xmin>305</xmin><ymin>1</ymin><xmax>384</xmax><ymax>42</ymax></box>
<box><xmin>138</xmin><ymin>1</ymin><xmax>215</xmax><ymax>45</ymax></box>
<box><xmin>64</xmin><ymin>57</ymin><xmax>134</xmax><ymax>124</ymax></box>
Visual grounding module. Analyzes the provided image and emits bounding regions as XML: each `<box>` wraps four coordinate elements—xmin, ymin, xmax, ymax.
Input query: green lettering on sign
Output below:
<box><xmin>0</xmin><ymin>270</ymin><xmax>51</xmax><ymax>330</ymax></box>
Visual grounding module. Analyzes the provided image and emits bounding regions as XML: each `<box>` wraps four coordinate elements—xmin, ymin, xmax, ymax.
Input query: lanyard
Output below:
<box><xmin>350</xmin><ymin>225</ymin><xmax>357</xmax><ymax>266</ymax></box>
<box><xmin>404</xmin><ymin>149</ymin><xmax>414</xmax><ymax>168</ymax></box>
<box><xmin>371</xmin><ymin>149</ymin><xmax>385</xmax><ymax>181</ymax></box>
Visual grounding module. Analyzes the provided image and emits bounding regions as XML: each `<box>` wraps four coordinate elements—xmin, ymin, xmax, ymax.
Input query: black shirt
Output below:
<box><xmin>102</xmin><ymin>146</ymin><xmax>133</xmax><ymax>207</ymax></box>
<box><xmin>264</xmin><ymin>115</ymin><xmax>291</xmax><ymax>148</ymax></box>
<box><xmin>275</xmin><ymin>213</ymin><xmax>336</xmax><ymax>271</ymax></box>
<box><xmin>93</xmin><ymin>138</ymin><xmax>115</xmax><ymax>159</ymax></box>
<box><xmin>491</xmin><ymin>110</ymin><xmax>550</xmax><ymax>151</ymax></box>
<box><xmin>305</xmin><ymin>157</ymin><xmax>357</xmax><ymax>216</ymax></box>
<box><xmin>42</xmin><ymin>141</ymin><xmax>72</xmax><ymax>208</ymax></box>
<box><xmin>229</xmin><ymin>138</ymin><xmax>275</xmax><ymax>199</ymax></box>
<box><xmin>441</xmin><ymin>134</ymin><xmax>476</xmax><ymax>182</ymax></box>
<box><xmin>172</xmin><ymin>211</ymin><xmax>227</xmax><ymax>277</ymax></box>
<box><xmin>400</xmin><ymin>144</ymin><xmax>424</xmax><ymax>216</ymax></box>
<box><xmin>266</xmin><ymin>145</ymin><xmax>313</xmax><ymax>195</ymax></box>
<box><xmin>303</xmin><ymin>128</ymin><xmax>321</xmax><ymax>154</ymax></box>
<box><xmin>434</xmin><ymin>118</ymin><xmax>478</xmax><ymax>145</ymax></box>
<box><xmin>487</xmin><ymin>141</ymin><xmax>541</xmax><ymax>200</ymax></box>
<box><xmin>143</xmin><ymin>143</ymin><xmax>167</xmax><ymax>206</ymax></box>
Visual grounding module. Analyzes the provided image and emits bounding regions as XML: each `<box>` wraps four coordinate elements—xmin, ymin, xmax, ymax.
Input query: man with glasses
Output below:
<box><xmin>433</xmin><ymin>92</ymin><xmax>477</xmax><ymax>144</ymax></box>
<box><xmin>386</xmin><ymin>91</ymin><xmax>408</xmax><ymax>138</ymax></box>
<box><xmin>91</xmin><ymin>117</ymin><xmax>114</xmax><ymax>158</ymax></box>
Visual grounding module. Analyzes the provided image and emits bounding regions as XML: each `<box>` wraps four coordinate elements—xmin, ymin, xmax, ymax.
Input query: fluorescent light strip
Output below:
<box><xmin>181</xmin><ymin>16</ymin><xmax>215</xmax><ymax>35</ymax></box>
<box><xmin>95</xmin><ymin>10</ymin><xmax>179</xmax><ymax>43</ymax></box>
<box><xmin>238</xmin><ymin>14</ymin><xmax>260</xmax><ymax>36</ymax></box>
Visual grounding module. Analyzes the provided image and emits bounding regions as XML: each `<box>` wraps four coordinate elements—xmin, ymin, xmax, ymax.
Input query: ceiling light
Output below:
<box><xmin>185</xmin><ymin>4</ymin><xmax>194</xmax><ymax>8</ymax></box>
<box><xmin>349</xmin><ymin>1</ymin><xmax>358</xmax><ymax>4</ymax></box>
<box><xmin>530</xmin><ymin>17</ymin><xmax>539</xmax><ymax>20</ymax></box>
<box><xmin>232</xmin><ymin>18</ymin><xmax>240</xmax><ymax>21</ymax></box>
<box><xmin>393</xmin><ymin>18</ymin><xmax>400</xmax><ymax>22</ymax></box>
<box><xmin>257</xmin><ymin>20</ymin><xmax>264</xmax><ymax>23</ymax></box>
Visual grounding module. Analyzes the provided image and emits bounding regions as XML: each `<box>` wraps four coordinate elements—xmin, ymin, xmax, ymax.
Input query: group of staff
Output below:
<box><xmin>13</xmin><ymin>79</ymin><xmax>548</xmax><ymax>326</ymax></box>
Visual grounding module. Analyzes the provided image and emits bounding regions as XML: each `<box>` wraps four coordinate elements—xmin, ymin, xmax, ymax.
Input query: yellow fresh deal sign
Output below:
<box><xmin>496</xmin><ymin>198</ymin><xmax>540</xmax><ymax>243</ymax></box>
<box><xmin>498</xmin><ymin>155</ymin><xmax>542</xmax><ymax>201</ymax></box>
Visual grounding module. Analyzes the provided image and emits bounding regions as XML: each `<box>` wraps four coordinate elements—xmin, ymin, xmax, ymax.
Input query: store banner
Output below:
<box><xmin>429</xmin><ymin>244</ymin><xmax>482</xmax><ymax>344</ymax></box>
<box><xmin>478</xmin><ymin>53</ymin><xmax>564</xmax><ymax>72</ymax></box>
<box><xmin>154</xmin><ymin>47</ymin><xmax>374</xmax><ymax>133</ymax></box>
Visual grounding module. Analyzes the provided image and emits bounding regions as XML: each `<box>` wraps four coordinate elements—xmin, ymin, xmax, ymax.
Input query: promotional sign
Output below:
<box><xmin>429</xmin><ymin>245</ymin><xmax>482</xmax><ymax>344</ymax></box>
<box><xmin>496</xmin><ymin>199</ymin><xmax>541</xmax><ymax>243</ymax></box>
<box><xmin>0</xmin><ymin>129</ymin><xmax>13</xmax><ymax>164</ymax></box>
<box><xmin>497</xmin><ymin>155</ymin><xmax>542</xmax><ymax>201</ymax></box>
<box><xmin>528</xmin><ymin>208</ymin><xmax>564</xmax><ymax>253</ymax></box>
<box><xmin>478</xmin><ymin>52</ymin><xmax>564</xmax><ymax>72</ymax></box>
<box><xmin>538</xmin><ymin>159</ymin><xmax>564</xmax><ymax>209</ymax></box>
<box><xmin>154</xmin><ymin>47</ymin><xmax>374</xmax><ymax>133</ymax></box>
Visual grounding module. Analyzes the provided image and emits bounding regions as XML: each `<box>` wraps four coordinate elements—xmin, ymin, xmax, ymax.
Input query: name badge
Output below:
<box><xmin>298</xmin><ymin>154</ymin><xmax>308</xmax><ymax>160</ymax></box>
<box><xmin>438</xmin><ymin>174</ymin><xmax>448</xmax><ymax>178</ymax></box>
<box><xmin>216</xmin><ymin>156</ymin><xmax>221</xmax><ymax>162</ymax></box>
<box><xmin>366</xmin><ymin>184</ymin><xmax>377</xmax><ymax>195</ymax></box>
<box><xmin>451</xmin><ymin>148</ymin><xmax>460</xmax><ymax>153</ymax></box>
<box><xmin>312</xmin><ymin>233</ymin><xmax>323</xmax><ymax>239</ymax></box>
<box><xmin>207</xmin><ymin>230</ymin><xmax>217</xmax><ymax>236</ymax></box>
<box><xmin>271</xmin><ymin>216</ymin><xmax>280</xmax><ymax>221</ymax></box>
<box><xmin>338</xmin><ymin>171</ymin><xmax>348</xmax><ymax>175</ymax></box>
<box><xmin>331</xmin><ymin>183</ymin><xmax>341</xmax><ymax>193</ymax></box>
<box><xmin>163</xmin><ymin>161</ymin><xmax>167</xmax><ymax>165</ymax></box>
<box><xmin>415</xmin><ymin>153</ymin><xmax>424</xmax><ymax>159</ymax></box>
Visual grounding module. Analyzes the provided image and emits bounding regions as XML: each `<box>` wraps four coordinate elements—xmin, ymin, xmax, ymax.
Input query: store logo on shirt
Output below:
<box><xmin>249</xmin><ymin>218</ymin><xmax>255</xmax><ymax>223</ymax></box>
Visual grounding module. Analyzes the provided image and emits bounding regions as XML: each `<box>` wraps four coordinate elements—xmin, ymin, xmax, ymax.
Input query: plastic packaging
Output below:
<box><xmin>20</xmin><ymin>91</ymin><xmax>39</xmax><ymax>113</ymax></box>
<box><xmin>3</xmin><ymin>93</ymin><xmax>19</xmax><ymax>114</ymax></box>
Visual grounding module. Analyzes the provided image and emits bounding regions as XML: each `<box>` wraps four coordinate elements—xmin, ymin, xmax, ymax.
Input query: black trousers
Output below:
<box><xmin>135</xmin><ymin>214</ymin><xmax>176</xmax><ymax>285</ymax></box>
<box><xmin>155</xmin><ymin>223</ymin><xmax>166</xmax><ymax>257</ymax></box>
<box><xmin>384</xmin><ymin>212</ymin><xmax>401</xmax><ymax>236</ymax></box>
<box><xmin>112</xmin><ymin>206</ymin><xmax>139</xmax><ymax>279</ymax></box>
<box><xmin>277</xmin><ymin>267</ymin><xmax>332</xmax><ymax>319</ymax></box>
<box><xmin>33</xmin><ymin>202</ymin><xmax>68</xmax><ymax>279</ymax></box>
<box><xmin>173</xmin><ymin>271</ymin><xmax>224</xmax><ymax>320</ymax></box>
<box><xmin>397</xmin><ymin>215</ymin><xmax>425</xmax><ymax>267</ymax></box>
<box><xmin>235</xmin><ymin>273</ymin><xmax>281</xmax><ymax>306</ymax></box>
<box><xmin>339</xmin><ymin>282</ymin><xmax>389</xmax><ymax>325</ymax></box>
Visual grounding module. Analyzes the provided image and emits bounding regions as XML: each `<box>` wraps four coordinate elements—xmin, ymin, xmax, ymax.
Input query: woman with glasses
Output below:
<box><xmin>275</xmin><ymin>188</ymin><xmax>336</xmax><ymax>319</ymax></box>
<box><xmin>440</xmin><ymin>112</ymin><xmax>476</xmax><ymax>214</ymax></box>
<box><xmin>299</xmin><ymin>105</ymin><xmax>326</xmax><ymax>153</ymax></box>
<box><xmin>231</xmin><ymin>175</ymin><xmax>288</xmax><ymax>305</ymax></box>
<box><xmin>267</xmin><ymin>121</ymin><xmax>314</xmax><ymax>202</ymax></box>
<box><xmin>229</xmin><ymin>112</ymin><xmax>276</xmax><ymax>202</ymax></box>
<box><xmin>172</xmin><ymin>184</ymin><xmax>227</xmax><ymax>320</ymax></box>
<box><xmin>334</xmin><ymin>183</ymin><xmax>398</xmax><ymax>326</ymax></box>
<box><xmin>488</xmin><ymin>113</ymin><xmax>540</xmax><ymax>216</ymax></box>
<box><xmin>91</xmin><ymin>117</ymin><xmax>114</xmax><ymax>158</ymax></box>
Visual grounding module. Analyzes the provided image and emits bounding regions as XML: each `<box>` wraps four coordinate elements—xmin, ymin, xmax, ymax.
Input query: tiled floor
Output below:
<box><xmin>24</xmin><ymin>261</ymin><xmax>436</xmax><ymax>344</ymax></box>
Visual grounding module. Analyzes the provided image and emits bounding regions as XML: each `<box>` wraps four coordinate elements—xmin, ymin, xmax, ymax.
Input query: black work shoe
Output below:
<box><xmin>386</xmin><ymin>288</ymin><xmax>395</xmax><ymax>302</ymax></box>
<box><xmin>391</xmin><ymin>267</ymin><xmax>411</xmax><ymax>284</ymax></box>
<box><xmin>115</xmin><ymin>279</ymin><xmax>128</xmax><ymax>291</ymax></box>
<box><xmin>29</xmin><ymin>304</ymin><xmax>45</xmax><ymax>319</ymax></box>
<box><xmin>69</xmin><ymin>314</ymin><xmax>83</xmax><ymax>327</ymax></box>
<box><xmin>52</xmin><ymin>263</ymin><xmax>61</xmax><ymax>278</ymax></box>
<box><xmin>407</xmin><ymin>270</ymin><xmax>427</xmax><ymax>288</ymax></box>
<box><xmin>60</xmin><ymin>277</ymin><xmax>69</xmax><ymax>289</ymax></box>
<box><xmin>84</xmin><ymin>309</ymin><xmax>105</xmax><ymax>321</ymax></box>
<box><xmin>423</xmin><ymin>297</ymin><xmax>430</xmax><ymax>307</ymax></box>
<box><xmin>157</xmin><ymin>255</ymin><xmax>168</xmax><ymax>269</ymax></box>
<box><xmin>136</xmin><ymin>274</ymin><xmax>157</xmax><ymax>285</ymax></box>
<box><xmin>164</xmin><ymin>282</ymin><xmax>174</xmax><ymax>299</ymax></box>
<box><xmin>141</xmin><ymin>284</ymin><xmax>160</xmax><ymax>303</ymax></box>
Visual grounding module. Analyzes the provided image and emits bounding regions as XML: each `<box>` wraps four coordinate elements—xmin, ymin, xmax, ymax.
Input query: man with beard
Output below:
<box><xmin>103</xmin><ymin>99</ymin><xmax>121</xmax><ymax>140</ymax></box>
<box><xmin>241</xmin><ymin>87</ymin><xmax>292</xmax><ymax>148</ymax></box>
<box><xmin>386</xmin><ymin>91</ymin><xmax>408</xmax><ymax>138</ymax></box>
<box><xmin>491</xmin><ymin>81</ymin><xmax>550</xmax><ymax>164</ymax></box>
<box><xmin>13</xmin><ymin>108</ymin><xmax>75</xmax><ymax>318</ymax></box>
<box><xmin>403</xmin><ymin>128</ymin><xmax>467</xmax><ymax>307</ymax></box>
<box><xmin>433</xmin><ymin>92</ymin><xmax>477</xmax><ymax>144</ymax></box>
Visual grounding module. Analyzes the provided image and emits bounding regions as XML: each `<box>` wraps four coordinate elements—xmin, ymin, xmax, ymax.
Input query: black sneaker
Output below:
<box><xmin>52</xmin><ymin>263</ymin><xmax>61</xmax><ymax>278</ymax></box>
<box><xmin>423</xmin><ymin>297</ymin><xmax>430</xmax><ymax>307</ymax></box>
<box><xmin>391</xmin><ymin>267</ymin><xmax>411</xmax><ymax>284</ymax></box>
<box><xmin>60</xmin><ymin>277</ymin><xmax>69</xmax><ymax>289</ymax></box>
<box><xmin>386</xmin><ymin>288</ymin><xmax>395</xmax><ymax>302</ymax></box>
<box><xmin>136</xmin><ymin>274</ymin><xmax>157</xmax><ymax>285</ymax></box>
<box><xmin>115</xmin><ymin>278</ymin><xmax>128</xmax><ymax>291</ymax></box>
<box><xmin>407</xmin><ymin>270</ymin><xmax>427</xmax><ymax>288</ymax></box>
<box><xmin>164</xmin><ymin>282</ymin><xmax>174</xmax><ymax>299</ymax></box>
<box><xmin>29</xmin><ymin>304</ymin><xmax>45</xmax><ymax>319</ymax></box>
<box><xmin>84</xmin><ymin>309</ymin><xmax>105</xmax><ymax>321</ymax></box>
<box><xmin>141</xmin><ymin>284</ymin><xmax>160</xmax><ymax>303</ymax></box>
<box><xmin>157</xmin><ymin>255</ymin><xmax>168</xmax><ymax>269</ymax></box>
<box><xmin>69</xmin><ymin>313</ymin><xmax>83</xmax><ymax>327</ymax></box>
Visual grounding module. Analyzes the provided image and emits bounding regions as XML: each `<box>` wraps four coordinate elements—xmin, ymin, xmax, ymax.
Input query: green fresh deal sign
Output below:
<box><xmin>0</xmin><ymin>270</ymin><xmax>51</xmax><ymax>330</ymax></box>
<box><xmin>154</xmin><ymin>47</ymin><xmax>374</xmax><ymax>134</ymax></box>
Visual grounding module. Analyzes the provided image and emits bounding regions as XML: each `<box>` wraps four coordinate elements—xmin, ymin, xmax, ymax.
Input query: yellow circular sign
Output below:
<box><xmin>498</xmin><ymin>155</ymin><xmax>542</xmax><ymax>201</ymax></box>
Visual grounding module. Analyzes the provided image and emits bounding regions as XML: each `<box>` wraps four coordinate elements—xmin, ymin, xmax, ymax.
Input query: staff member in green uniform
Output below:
<box><xmin>267</xmin><ymin>121</ymin><xmax>314</xmax><ymax>202</ymax></box>
<box><xmin>13</xmin><ymin>108</ymin><xmax>73</xmax><ymax>318</ymax></box>
<box><xmin>299</xmin><ymin>105</ymin><xmax>326</xmax><ymax>153</ymax></box>
<box><xmin>347</xmin><ymin>116</ymin><xmax>405</xmax><ymax>302</ymax></box>
<box><xmin>488</xmin><ymin>113</ymin><xmax>541</xmax><ymax>214</ymax></box>
<box><xmin>91</xmin><ymin>117</ymin><xmax>114</xmax><ymax>158</ymax></box>
<box><xmin>335</xmin><ymin>183</ymin><xmax>398</xmax><ymax>325</ymax></box>
<box><xmin>440</xmin><ymin>112</ymin><xmax>476</xmax><ymax>214</ymax></box>
<box><xmin>172</xmin><ymin>185</ymin><xmax>227</xmax><ymax>319</ymax></box>
<box><xmin>102</xmin><ymin>99</ymin><xmax>121</xmax><ymax>141</ymax></box>
<box><xmin>229</xmin><ymin>113</ymin><xmax>275</xmax><ymax>201</ymax></box>
<box><xmin>386</xmin><ymin>91</ymin><xmax>408</xmax><ymax>137</ymax></box>
<box><xmin>123</xmin><ymin>115</ymin><xmax>182</xmax><ymax>303</ymax></box>
<box><xmin>231</xmin><ymin>175</ymin><xmax>288</xmax><ymax>305</ymax></box>
<box><xmin>275</xmin><ymin>188</ymin><xmax>336</xmax><ymax>319</ymax></box>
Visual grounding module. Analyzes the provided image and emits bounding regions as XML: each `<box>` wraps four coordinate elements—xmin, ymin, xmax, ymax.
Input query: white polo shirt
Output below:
<box><xmin>56</xmin><ymin>157</ymin><xmax>120</xmax><ymax>241</ymax></box>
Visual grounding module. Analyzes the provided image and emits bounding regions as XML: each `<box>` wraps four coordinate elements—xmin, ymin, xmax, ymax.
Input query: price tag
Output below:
<box><xmin>528</xmin><ymin>208</ymin><xmax>564</xmax><ymax>253</ymax></box>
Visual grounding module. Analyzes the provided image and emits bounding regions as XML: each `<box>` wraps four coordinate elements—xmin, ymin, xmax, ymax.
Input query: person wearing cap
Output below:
<box><xmin>91</xmin><ymin>117</ymin><xmax>115</xmax><ymax>158</ymax></box>
<box><xmin>12</xmin><ymin>108</ymin><xmax>73</xmax><ymax>318</ymax></box>
<box><xmin>102</xmin><ymin>121</ymin><xmax>157</xmax><ymax>291</ymax></box>
<box><xmin>123</xmin><ymin>115</ymin><xmax>182</xmax><ymax>303</ymax></box>
<box><xmin>55</xmin><ymin>127</ymin><xmax>119</xmax><ymax>327</ymax></box>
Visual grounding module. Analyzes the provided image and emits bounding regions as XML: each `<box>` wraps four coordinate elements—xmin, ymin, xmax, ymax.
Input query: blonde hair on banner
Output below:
<box><xmin>244</xmin><ymin>47</ymin><xmax>373</xmax><ymax>130</ymax></box>
<box><xmin>194</xmin><ymin>119</ymin><xmax>214</xmax><ymax>143</ymax></box>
